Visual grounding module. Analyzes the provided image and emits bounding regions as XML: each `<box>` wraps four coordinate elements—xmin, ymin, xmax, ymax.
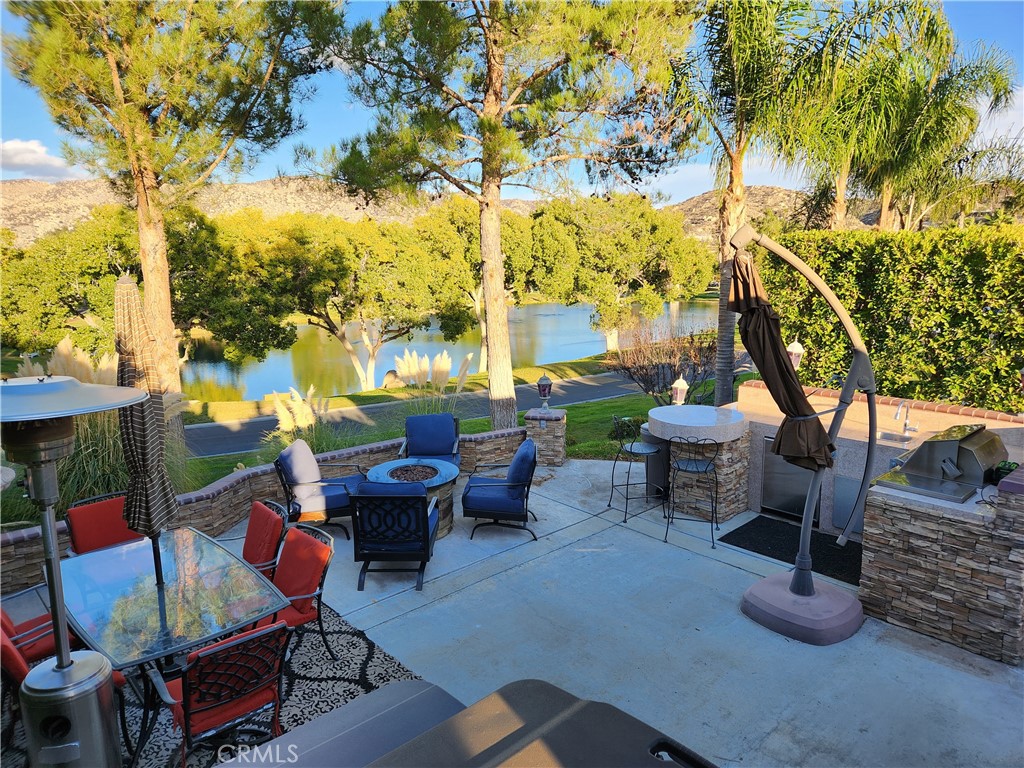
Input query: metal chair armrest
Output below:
<box><xmin>427</xmin><ymin>497</ymin><xmax>438</xmax><ymax>515</ymax></box>
<box><xmin>281</xmin><ymin>587</ymin><xmax>323</xmax><ymax>604</ymax></box>
<box><xmin>469</xmin><ymin>462</ymin><xmax>511</xmax><ymax>478</ymax></box>
<box><xmin>11</xmin><ymin>622</ymin><xmax>55</xmax><ymax>648</ymax></box>
<box><xmin>398</xmin><ymin>439</ymin><xmax>408</xmax><ymax>458</ymax></box>
<box><xmin>145</xmin><ymin>664</ymin><xmax>179</xmax><ymax>707</ymax></box>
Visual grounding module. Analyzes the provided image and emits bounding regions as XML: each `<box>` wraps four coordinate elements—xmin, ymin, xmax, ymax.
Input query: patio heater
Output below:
<box><xmin>729</xmin><ymin>226</ymin><xmax>878</xmax><ymax>645</ymax></box>
<box><xmin>1</xmin><ymin>375</ymin><xmax>146</xmax><ymax>767</ymax></box>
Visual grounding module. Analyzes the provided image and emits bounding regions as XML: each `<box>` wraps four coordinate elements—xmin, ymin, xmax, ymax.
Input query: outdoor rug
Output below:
<box><xmin>1</xmin><ymin>604</ymin><xmax>418</xmax><ymax>767</ymax></box>
<box><xmin>719</xmin><ymin>515</ymin><xmax>862</xmax><ymax>586</ymax></box>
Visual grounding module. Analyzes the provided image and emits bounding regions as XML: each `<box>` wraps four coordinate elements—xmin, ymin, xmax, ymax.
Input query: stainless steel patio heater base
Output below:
<box><xmin>740</xmin><ymin>571</ymin><xmax>863</xmax><ymax>646</ymax></box>
<box><xmin>20</xmin><ymin>651</ymin><xmax>121</xmax><ymax>767</ymax></box>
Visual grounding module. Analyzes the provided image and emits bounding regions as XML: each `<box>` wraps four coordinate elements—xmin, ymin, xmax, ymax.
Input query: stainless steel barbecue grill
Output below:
<box><xmin>873</xmin><ymin>424</ymin><xmax>1008</xmax><ymax>502</ymax></box>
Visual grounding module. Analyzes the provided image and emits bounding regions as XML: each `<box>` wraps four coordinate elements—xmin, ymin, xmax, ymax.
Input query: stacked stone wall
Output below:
<box><xmin>669</xmin><ymin>432</ymin><xmax>749</xmax><ymax>523</ymax></box>
<box><xmin>860</xmin><ymin>470</ymin><xmax>1024</xmax><ymax>666</ymax></box>
<box><xmin>524</xmin><ymin>409</ymin><xmax>566</xmax><ymax>466</ymax></box>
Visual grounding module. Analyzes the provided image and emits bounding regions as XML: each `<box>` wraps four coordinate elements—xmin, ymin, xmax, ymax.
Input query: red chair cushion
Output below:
<box><xmin>67</xmin><ymin>496</ymin><xmax>143</xmax><ymax>554</ymax></box>
<box><xmin>166</xmin><ymin>677</ymin><xmax>277</xmax><ymax>735</ymax></box>
<box><xmin>1</xmin><ymin>630</ymin><xmax>31</xmax><ymax>684</ymax></box>
<box><xmin>272</xmin><ymin>528</ymin><xmax>330</xmax><ymax>616</ymax></box>
<box><xmin>167</xmin><ymin>622</ymin><xmax>287</xmax><ymax>735</ymax></box>
<box><xmin>242</xmin><ymin>502</ymin><xmax>284</xmax><ymax>575</ymax></box>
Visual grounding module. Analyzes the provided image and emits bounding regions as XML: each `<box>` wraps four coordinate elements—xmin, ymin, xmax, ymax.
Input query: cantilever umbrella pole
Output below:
<box><xmin>730</xmin><ymin>225</ymin><xmax>877</xmax><ymax>596</ymax></box>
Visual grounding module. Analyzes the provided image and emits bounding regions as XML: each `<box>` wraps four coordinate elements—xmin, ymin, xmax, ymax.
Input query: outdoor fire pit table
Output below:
<box><xmin>366</xmin><ymin>458</ymin><xmax>460</xmax><ymax>538</ymax></box>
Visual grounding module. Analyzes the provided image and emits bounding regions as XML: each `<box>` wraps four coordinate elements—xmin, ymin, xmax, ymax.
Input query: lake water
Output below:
<box><xmin>182</xmin><ymin>302</ymin><xmax>717</xmax><ymax>400</ymax></box>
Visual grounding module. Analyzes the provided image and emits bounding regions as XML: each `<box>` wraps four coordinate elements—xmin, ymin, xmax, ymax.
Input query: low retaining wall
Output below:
<box><xmin>1</xmin><ymin>428</ymin><xmax>530</xmax><ymax>595</ymax></box>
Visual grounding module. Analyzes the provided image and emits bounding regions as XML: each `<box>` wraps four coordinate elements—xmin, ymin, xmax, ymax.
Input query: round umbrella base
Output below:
<box><xmin>741</xmin><ymin>571</ymin><xmax>864</xmax><ymax>646</ymax></box>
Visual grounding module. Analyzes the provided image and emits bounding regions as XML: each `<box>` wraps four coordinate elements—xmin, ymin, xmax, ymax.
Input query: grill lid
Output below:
<box><xmin>873</xmin><ymin>424</ymin><xmax>1008</xmax><ymax>503</ymax></box>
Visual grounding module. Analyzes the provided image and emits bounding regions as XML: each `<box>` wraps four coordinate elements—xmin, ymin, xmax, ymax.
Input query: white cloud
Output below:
<box><xmin>1</xmin><ymin>139</ymin><xmax>88</xmax><ymax>181</ymax></box>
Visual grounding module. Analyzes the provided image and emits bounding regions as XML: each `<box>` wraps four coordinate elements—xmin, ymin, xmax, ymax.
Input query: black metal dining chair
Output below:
<box><xmin>607</xmin><ymin>416</ymin><xmax>665</xmax><ymax>522</ymax></box>
<box><xmin>664</xmin><ymin>436</ymin><xmax>720</xmax><ymax>547</ymax></box>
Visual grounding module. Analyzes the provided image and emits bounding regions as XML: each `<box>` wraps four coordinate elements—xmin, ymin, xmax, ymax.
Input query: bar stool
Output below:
<box><xmin>664</xmin><ymin>436</ymin><xmax>719</xmax><ymax>547</ymax></box>
<box><xmin>607</xmin><ymin>416</ymin><xmax>665</xmax><ymax>522</ymax></box>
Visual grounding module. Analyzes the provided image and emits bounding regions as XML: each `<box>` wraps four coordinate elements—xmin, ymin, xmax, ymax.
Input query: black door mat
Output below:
<box><xmin>719</xmin><ymin>515</ymin><xmax>862</xmax><ymax>586</ymax></box>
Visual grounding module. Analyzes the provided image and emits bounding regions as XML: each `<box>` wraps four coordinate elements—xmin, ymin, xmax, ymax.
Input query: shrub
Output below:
<box><xmin>757</xmin><ymin>225</ymin><xmax>1024</xmax><ymax>413</ymax></box>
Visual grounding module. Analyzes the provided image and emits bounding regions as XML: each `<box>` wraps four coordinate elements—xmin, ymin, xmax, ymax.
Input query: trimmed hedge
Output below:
<box><xmin>755</xmin><ymin>225</ymin><xmax>1024</xmax><ymax>414</ymax></box>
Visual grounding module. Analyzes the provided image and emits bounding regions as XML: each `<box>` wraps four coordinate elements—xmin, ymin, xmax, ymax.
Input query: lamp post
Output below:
<box><xmin>786</xmin><ymin>340</ymin><xmax>805</xmax><ymax>371</ymax></box>
<box><xmin>671</xmin><ymin>376</ymin><xmax>689</xmax><ymax>405</ymax></box>
<box><xmin>537</xmin><ymin>374</ymin><xmax>552</xmax><ymax>411</ymax></box>
<box><xmin>1</xmin><ymin>375</ymin><xmax>147</xmax><ymax>767</ymax></box>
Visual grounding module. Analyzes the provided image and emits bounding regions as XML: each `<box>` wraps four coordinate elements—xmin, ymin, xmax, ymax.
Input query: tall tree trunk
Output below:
<box><xmin>829</xmin><ymin>162</ymin><xmax>850</xmax><ymax>230</ymax></box>
<box><xmin>878</xmin><ymin>181</ymin><xmax>895</xmax><ymax>230</ymax></box>
<box><xmin>714</xmin><ymin>151</ymin><xmax>745</xmax><ymax>407</ymax></box>
<box><xmin>472</xmin><ymin>286</ymin><xmax>488</xmax><ymax>373</ymax></box>
<box><xmin>604</xmin><ymin>328</ymin><xmax>619</xmax><ymax>352</ymax></box>
<box><xmin>478</xmin><ymin>12</ymin><xmax>516</xmax><ymax>430</ymax></box>
<box><xmin>479</xmin><ymin>189</ymin><xmax>515</xmax><ymax>429</ymax></box>
<box><xmin>134</xmin><ymin>180</ymin><xmax>181</xmax><ymax>394</ymax></box>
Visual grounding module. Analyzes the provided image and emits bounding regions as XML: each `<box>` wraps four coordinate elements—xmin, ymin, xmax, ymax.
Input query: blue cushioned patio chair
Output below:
<box><xmin>400</xmin><ymin>414</ymin><xmax>461</xmax><ymax>469</ymax></box>
<box><xmin>274</xmin><ymin>439</ymin><xmax>365</xmax><ymax>540</ymax></box>
<box><xmin>462</xmin><ymin>438</ymin><xmax>538</xmax><ymax>541</ymax></box>
<box><xmin>351</xmin><ymin>481</ymin><xmax>438</xmax><ymax>591</ymax></box>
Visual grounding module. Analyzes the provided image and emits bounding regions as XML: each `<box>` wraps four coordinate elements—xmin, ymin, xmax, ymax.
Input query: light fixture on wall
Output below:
<box><xmin>537</xmin><ymin>374</ymin><xmax>552</xmax><ymax>411</ymax></box>
<box><xmin>786</xmin><ymin>339</ymin><xmax>805</xmax><ymax>371</ymax></box>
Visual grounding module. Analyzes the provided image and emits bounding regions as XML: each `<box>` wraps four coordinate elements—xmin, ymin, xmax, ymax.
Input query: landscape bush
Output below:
<box><xmin>756</xmin><ymin>225</ymin><xmax>1024</xmax><ymax>413</ymax></box>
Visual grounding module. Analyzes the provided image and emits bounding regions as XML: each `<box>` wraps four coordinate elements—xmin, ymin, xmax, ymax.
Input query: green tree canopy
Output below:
<box><xmin>414</xmin><ymin>197</ymin><xmax>534</xmax><ymax>373</ymax></box>
<box><xmin>4</xmin><ymin>0</ymin><xmax>342</xmax><ymax>392</ymax></box>
<box><xmin>315</xmin><ymin>0</ymin><xmax>698</xmax><ymax>429</ymax></box>
<box><xmin>531</xmin><ymin>194</ymin><xmax>715</xmax><ymax>346</ymax></box>
<box><xmin>1</xmin><ymin>206</ymin><xmax>137</xmax><ymax>355</ymax></box>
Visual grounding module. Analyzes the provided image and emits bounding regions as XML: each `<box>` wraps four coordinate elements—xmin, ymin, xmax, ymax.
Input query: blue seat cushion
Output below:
<box><xmin>505</xmin><ymin>439</ymin><xmax>536</xmax><ymax>498</ymax></box>
<box><xmin>356</xmin><ymin>480</ymin><xmax>427</xmax><ymax>497</ymax></box>
<box><xmin>462</xmin><ymin>477</ymin><xmax>525</xmax><ymax>518</ymax></box>
<box><xmin>292</xmin><ymin>474</ymin><xmax>363</xmax><ymax>514</ymax></box>
<box><xmin>406</xmin><ymin>415</ymin><xmax>459</xmax><ymax>463</ymax></box>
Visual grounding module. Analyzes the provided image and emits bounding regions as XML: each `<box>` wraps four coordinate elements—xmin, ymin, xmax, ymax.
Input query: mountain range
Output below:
<box><xmin>0</xmin><ymin>176</ymin><xmax>815</xmax><ymax>248</ymax></box>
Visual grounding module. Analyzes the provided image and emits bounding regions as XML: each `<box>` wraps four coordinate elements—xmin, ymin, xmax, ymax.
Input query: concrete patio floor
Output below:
<box><xmin>292</xmin><ymin>458</ymin><xmax>1024</xmax><ymax>768</ymax></box>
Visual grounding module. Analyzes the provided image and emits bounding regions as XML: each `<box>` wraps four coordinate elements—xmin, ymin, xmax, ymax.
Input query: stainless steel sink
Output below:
<box><xmin>876</xmin><ymin>431</ymin><xmax>914</xmax><ymax>443</ymax></box>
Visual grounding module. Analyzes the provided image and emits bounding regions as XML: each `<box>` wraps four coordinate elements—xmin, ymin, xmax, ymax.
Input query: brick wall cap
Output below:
<box><xmin>739</xmin><ymin>380</ymin><xmax>1023</xmax><ymax>424</ymax></box>
<box><xmin>524</xmin><ymin>408</ymin><xmax>566</xmax><ymax>422</ymax></box>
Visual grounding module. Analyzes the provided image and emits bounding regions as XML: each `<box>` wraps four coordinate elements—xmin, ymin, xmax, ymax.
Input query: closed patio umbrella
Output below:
<box><xmin>115</xmin><ymin>275</ymin><xmax>178</xmax><ymax>585</ymax></box>
<box><xmin>727</xmin><ymin>225</ymin><xmax>877</xmax><ymax>646</ymax></box>
<box><xmin>728</xmin><ymin>251</ymin><xmax>834</xmax><ymax>471</ymax></box>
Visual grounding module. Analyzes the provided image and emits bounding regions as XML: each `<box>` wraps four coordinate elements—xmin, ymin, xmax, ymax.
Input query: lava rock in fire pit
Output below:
<box><xmin>388</xmin><ymin>465</ymin><xmax>439</xmax><ymax>482</ymax></box>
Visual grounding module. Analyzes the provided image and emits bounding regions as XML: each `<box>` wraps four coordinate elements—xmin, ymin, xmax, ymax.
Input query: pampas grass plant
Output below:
<box><xmin>262</xmin><ymin>386</ymin><xmax>352</xmax><ymax>455</ymax></box>
<box><xmin>395</xmin><ymin>349</ymin><xmax>472</xmax><ymax>415</ymax></box>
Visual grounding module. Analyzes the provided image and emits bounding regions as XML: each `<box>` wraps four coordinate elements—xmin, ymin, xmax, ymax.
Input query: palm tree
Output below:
<box><xmin>855</xmin><ymin>42</ymin><xmax>1016</xmax><ymax>230</ymax></box>
<box><xmin>672</xmin><ymin>0</ymin><xmax>821</xmax><ymax>405</ymax></box>
<box><xmin>787</xmin><ymin>4</ymin><xmax>953</xmax><ymax>230</ymax></box>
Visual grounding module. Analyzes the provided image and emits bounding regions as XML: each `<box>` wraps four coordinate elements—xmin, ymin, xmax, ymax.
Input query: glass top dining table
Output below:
<box><xmin>60</xmin><ymin>527</ymin><xmax>288</xmax><ymax>670</ymax></box>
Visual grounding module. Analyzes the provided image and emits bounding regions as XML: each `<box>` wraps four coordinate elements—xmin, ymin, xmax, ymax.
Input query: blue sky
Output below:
<box><xmin>2</xmin><ymin>0</ymin><xmax>1021</xmax><ymax>203</ymax></box>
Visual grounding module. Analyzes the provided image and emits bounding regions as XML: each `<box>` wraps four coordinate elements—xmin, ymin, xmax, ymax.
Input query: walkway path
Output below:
<box><xmin>184</xmin><ymin>372</ymin><xmax>643</xmax><ymax>456</ymax></box>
